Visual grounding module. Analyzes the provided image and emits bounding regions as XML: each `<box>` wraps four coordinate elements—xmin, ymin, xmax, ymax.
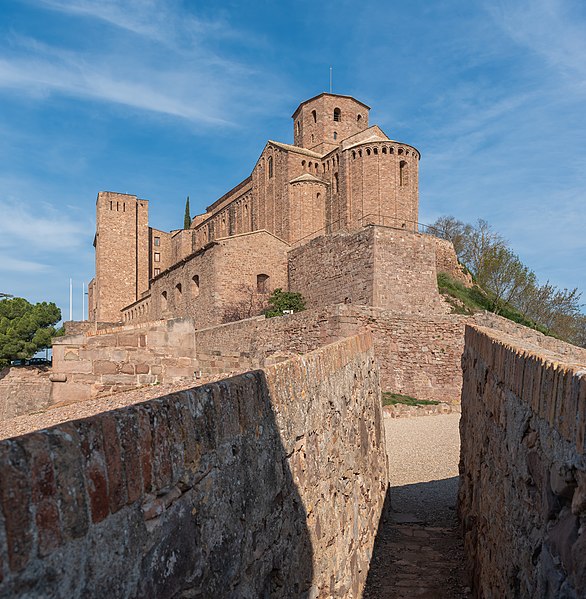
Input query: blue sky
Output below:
<box><xmin>0</xmin><ymin>0</ymin><xmax>584</xmax><ymax>320</ymax></box>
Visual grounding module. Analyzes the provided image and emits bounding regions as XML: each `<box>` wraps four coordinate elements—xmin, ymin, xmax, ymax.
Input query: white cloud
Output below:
<box><xmin>0</xmin><ymin>257</ymin><xmax>50</xmax><ymax>273</ymax></box>
<box><xmin>0</xmin><ymin>199</ymin><xmax>89</xmax><ymax>252</ymax></box>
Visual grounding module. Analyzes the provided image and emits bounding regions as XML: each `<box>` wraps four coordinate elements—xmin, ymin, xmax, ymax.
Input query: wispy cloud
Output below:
<box><xmin>486</xmin><ymin>0</ymin><xmax>586</xmax><ymax>83</ymax></box>
<box><xmin>0</xmin><ymin>198</ymin><xmax>89</xmax><ymax>252</ymax></box>
<box><xmin>3</xmin><ymin>2</ymin><xmax>281</xmax><ymax>126</ymax></box>
<box><xmin>0</xmin><ymin>257</ymin><xmax>50</xmax><ymax>273</ymax></box>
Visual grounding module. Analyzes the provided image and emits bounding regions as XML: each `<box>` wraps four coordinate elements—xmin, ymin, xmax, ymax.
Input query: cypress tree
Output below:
<box><xmin>183</xmin><ymin>196</ymin><xmax>191</xmax><ymax>229</ymax></box>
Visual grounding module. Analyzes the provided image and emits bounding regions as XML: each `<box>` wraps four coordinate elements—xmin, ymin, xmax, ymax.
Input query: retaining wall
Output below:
<box><xmin>0</xmin><ymin>334</ymin><xmax>388</xmax><ymax>598</ymax></box>
<box><xmin>459</xmin><ymin>325</ymin><xmax>586</xmax><ymax>597</ymax></box>
<box><xmin>0</xmin><ymin>368</ymin><xmax>52</xmax><ymax>421</ymax></box>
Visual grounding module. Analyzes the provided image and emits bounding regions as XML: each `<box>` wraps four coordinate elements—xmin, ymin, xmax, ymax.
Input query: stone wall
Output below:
<box><xmin>51</xmin><ymin>319</ymin><xmax>198</xmax><ymax>404</ymax></box>
<box><xmin>430</xmin><ymin>235</ymin><xmax>472</xmax><ymax>286</ymax></box>
<box><xmin>145</xmin><ymin>231</ymin><xmax>289</xmax><ymax>329</ymax></box>
<box><xmin>0</xmin><ymin>334</ymin><xmax>388</xmax><ymax>598</ymax></box>
<box><xmin>0</xmin><ymin>367</ymin><xmax>52</xmax><ymax>420</ymax></box>
<box><xmin>459</xmin><ymin>325</ymin><xmax>586</xmax><ymax>597</ymax></box>
<box><xmin>288</xmin><ymin>226</ymin><xmax>447</xmax><ymax>316</ymax></box>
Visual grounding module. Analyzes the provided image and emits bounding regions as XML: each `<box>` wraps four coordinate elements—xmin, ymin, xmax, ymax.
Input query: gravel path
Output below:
<box><xmin>363</xmin><ymin>413</ymin><xmax>471</xmax><ymax>598</ymax></box>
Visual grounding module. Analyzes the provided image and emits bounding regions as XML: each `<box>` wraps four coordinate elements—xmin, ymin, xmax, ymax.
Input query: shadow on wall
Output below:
<box><xmin>0</xmin><ymin>371</ymin><xmax>314</xmax><ymax>598</ymax></box>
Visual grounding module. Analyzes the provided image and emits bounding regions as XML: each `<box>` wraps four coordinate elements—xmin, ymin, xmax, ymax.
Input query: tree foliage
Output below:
<box><xmin>265</xmin><ymin>288</ymin><xmax>306</xmax><ymax>318</ymax></box>
<box><xmin>431</xmin><ymin>216</ymin><xmax>585</xmax><ymax>346</ymax></box>
<box><xmin>0</xmin><ymin>297</ymin><xmax>61</xmax><ymax>367</ymax></box>
<box><xmin>183</xmin><ymin>196</ymin><xmax>191</xmax><ymax>230</ymax></box>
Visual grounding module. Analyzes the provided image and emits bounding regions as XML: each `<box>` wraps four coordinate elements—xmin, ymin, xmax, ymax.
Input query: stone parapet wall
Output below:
<box><xmin>51</xmin><ymin>319</ymin><xmax>198</xmax><ymax>404</ymax></box>
<box><xmin>0</xmin><ymin>334</ymin><xmax>388</xmax><ymax>598</ymax></box>
<box><xmin>459</xmin><ymin>325</ymin><xmax>586</xmax><ymax>597</ymax></box>
<box><xmin>0</xmin><ymin>367</ymin><xmax>52</xmax><ymax>421</ymax></box>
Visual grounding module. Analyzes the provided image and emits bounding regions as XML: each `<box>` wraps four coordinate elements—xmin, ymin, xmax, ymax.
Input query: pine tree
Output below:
<box><xmin>183</xmin><ymin>196</ymin><xmax>191</xmax><ymax>229</ymax></box>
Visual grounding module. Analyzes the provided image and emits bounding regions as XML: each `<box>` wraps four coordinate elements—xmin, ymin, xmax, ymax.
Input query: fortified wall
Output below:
<box><xmin>459</xmin><ymin>325</ymin><xmax>586</xmax><ymax>597</ymax></box>
<box><xmin>0</xmin><ymin>334</ymin><xmax>388</xmax><ymax>598</ymax></box>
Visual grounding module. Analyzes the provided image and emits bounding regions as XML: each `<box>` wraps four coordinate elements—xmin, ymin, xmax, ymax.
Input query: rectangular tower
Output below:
<box><xmin>92</xmin><ymin>192</ymin><xmax>149</xmax><ymax>323</ymax></box>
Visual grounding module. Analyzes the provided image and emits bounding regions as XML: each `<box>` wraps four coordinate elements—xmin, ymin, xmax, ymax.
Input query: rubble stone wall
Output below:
<box><xmin>459</xmin><ymin>325</ymin><xmax>586</xmax><ymax>597</ymax></box>
<box><xmin>0</xmin><ymin>334</ymin><xmax>388</xmax><ymax>599</ymax></box>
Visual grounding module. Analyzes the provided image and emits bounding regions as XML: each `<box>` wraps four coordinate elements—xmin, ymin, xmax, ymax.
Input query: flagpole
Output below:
<box><xmin>69</xmin><ymin>278</ymin><xmax>72</xmax><ymax>321</ymax></box>
<box><xmin>82</xmin><ymin>282</ymin><xmax>85</xmax><ymax>321</ymax></box>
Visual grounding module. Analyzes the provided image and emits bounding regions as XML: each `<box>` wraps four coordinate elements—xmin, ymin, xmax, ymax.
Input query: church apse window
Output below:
<box><xmin>333</xmin><ymin>107</ymin><xmax>341</xmax><ymax>122</ymax></box>
<box><xmin>257</xmin><ymin>273</ymin><xmax>270</xmax><ymax>294</ymax></box>
<box><xmin>400</xmin><ymin>160</ymin><xmax>409</xmax><ymax>186</ymax></box>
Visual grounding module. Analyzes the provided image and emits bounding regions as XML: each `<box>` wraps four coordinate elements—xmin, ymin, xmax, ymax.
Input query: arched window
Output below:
<box><xmin>398</xmin><ymin>148</ymin><xmax>404</xmax><ymax>155</ymax></box>
<box><xmin>257</xmin><ymin>273</ymin><xmax>270</xmax><ymax>294</ymax></box>
<box><xmin>161</xmin><ymin>290</ymin><xmax>168</xmax><ymax>311</ymax></box>
<box><xmin>333</xmin><ymin>107</ymin><xmax>341</xmax><ymax>122</ymax></box>
<box><xmin>175</xmin><ymin>283</ymin><xmax>182</xmax><ymax>303</ymax></box>
<box><xmin>296</xmin><ymin>120</ymin><xmax>300</xmax><ymax>135</ymax></box>
<box><xmin>366</xmin><ymin>148</ymin><xmax>371</xmax><ymax>156</ymax></box>
<box><xmin>316</xmin><ymin>192</ymin><xmax>321</xmax><ymax>202</ymax></box>
<box><xmin>382</xmin><ymin>147</ymin><xmax>387</xmax><ymax>155</ymax></box>
<box><xmin>192</xmin><ymin>274</ymin><xmax>200</xmax><ymax>297</ymax></box>
<box><xmin>352</xmin><ymin>151</ymin><xmax>356</xmax><ymax>159</ymax></box>
<box><xmin>334</xmin><ymin>172</ymin><xmax>339</xmax><ymax>193</ymax></box>
<box><xmin>301</xmin><ymin>160</ymin><xmax>306</xmax><ymax>168</ymax></box>
<box><xmin>373</xmin><ymin>147</ymin><xmax>378</xmax><ymax>155</ymax></box>
<box><xmin>315</xmin><ymin>163</ymin><xmax>319</xmax><ymax>173</ymax></box>
<box><xmin>268</xmin><ymin>156</ymin><xmax>273</xmax><ymax>179</ymax></box>
<box><xmin>357</xmin><ymin>114</ymin><xmax>362</xmax><ymax>123</ymax></box>
<box><xmin>312</xmin><ymin>110</ymin><xmax>317</xmax><ymax>123</ymax></box>
<box><xmin>400</xmin><ymin>160</ymin><xmax>409</xmax><ymax>186</ymax></box>
<box><xmin>333</xmin><ymin>131</ymin><xmax>338</xmax><ymax>140</ymax></box>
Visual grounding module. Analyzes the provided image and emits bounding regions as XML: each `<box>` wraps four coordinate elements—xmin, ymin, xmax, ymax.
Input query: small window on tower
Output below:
<box><xmin>154</xmin><ymin>252</ymin><xmax>160</xmax><ymax>262</ymax></box>
<box><xmin>154</xmin><ymin>237</ymin><xmax>160</xmax><ymax>246</ymax></box>
<box><xmin>333</xmin><ymin>131</ymin><xmax>338</xmax><ymax>140</ymax></box>
<box><xmin>333</xmin><ymin>108</ymin><xmax>341</xmax><ymax>122</ymax></box>
<box><xmin>357</xmin><ymin>114</ymin><xmax>362</xmax><ymax>123</ymax></box>
<box><xmin>154</xmin><ymin>268</ymin><xmax>160</xmax><ymax>276</ymax></box>
<box><xmin>312</xmin><ymin>110</ymin><xmax>317</xmax><ymax>123</ymax></box>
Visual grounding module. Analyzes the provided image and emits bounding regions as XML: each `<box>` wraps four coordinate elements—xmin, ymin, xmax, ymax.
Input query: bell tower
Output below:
<box><xmin>292</xmin><ymin>93</ymin><xmax>370</xmax><ymax>154</ymax></box>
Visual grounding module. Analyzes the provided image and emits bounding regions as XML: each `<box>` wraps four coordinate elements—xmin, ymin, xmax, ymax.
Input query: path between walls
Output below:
<box><xmin>363</xmin><ymin>413</ymin><xmax>471</xmax><ymax>598</ymax></box>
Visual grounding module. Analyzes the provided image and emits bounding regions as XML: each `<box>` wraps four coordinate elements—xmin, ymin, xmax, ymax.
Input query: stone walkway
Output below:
<box><xmin>363</xmin><ymin>413</ymin><xmax>471</xmax><ymax>598</ymax></box>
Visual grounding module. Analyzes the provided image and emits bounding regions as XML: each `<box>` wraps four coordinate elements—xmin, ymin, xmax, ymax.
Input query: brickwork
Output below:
<box><xmin>0</xmin><ymin>334</ymin><xmax>388</xmax><ymax>599</ymax></box>
<box><xmin>459</xmin><ymin>325</ymin><xmax>586</xmax><ymax>597</ymax></box>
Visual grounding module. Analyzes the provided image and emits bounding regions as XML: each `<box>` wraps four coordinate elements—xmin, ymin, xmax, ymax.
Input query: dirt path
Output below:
<box><xmin>363</xmin><ymin>413</ymin><xmax>471</xmax><ymax>598</ymax></box>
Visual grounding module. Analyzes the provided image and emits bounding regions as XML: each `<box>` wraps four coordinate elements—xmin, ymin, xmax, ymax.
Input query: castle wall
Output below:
<box><xmin>372</xmin><ymin>227</ymin><xmax>445</xmax><ymax>314</ymax></box>
<box><xmin>0</xmin><ymin>334</ymin><xmax>388</xmax><ymax>599</ymax></box>
<box><xmin>147</xmin><ymin>231</ymin><xmax>289</xmax><ymax>329</ymax></box>
<box><xmin>459</xmin><ymin>325</ymin><xmax>586</xmax><ymax>597</ymax></box>
<box><xmin>431</xmin><ymin>235</ymin><xmax>472</xmax><ymax>286</ymax></box>
<box><xmin>288</xmin><ymin>226</ymin><xmax>445</xmax><ymax>315</ymax></box>
<box><xmin>288</xmin><ymin>228</ymin><xmax>375</xmax><ymax>308</ymax></box>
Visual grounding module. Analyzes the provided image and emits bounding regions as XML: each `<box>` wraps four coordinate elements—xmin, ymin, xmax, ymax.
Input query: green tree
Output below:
<box><xmin>0</xmin><ymin>297</ymin><xmax>61</xmax><ymax>367</ymax></box>
<box><xmin>265</xmin><ymin>288</ymin><xmax>306</xmax><ymax>318</ymax></box>
<box><xmin>184</xmin><ymin>196</ymin><xmax>191</xmax><ymax>229</ymax></box>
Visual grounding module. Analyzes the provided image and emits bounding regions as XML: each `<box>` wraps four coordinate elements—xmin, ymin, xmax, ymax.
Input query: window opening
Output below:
<box><xmin>257</xmin><ymin>273</ymin><xmax>270</xmax><ymax>294</ymax></box>
<box><xmin>333</xmin><ymin>107</ymin><xmax>341</xmax><ymax>122</ymax></box>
